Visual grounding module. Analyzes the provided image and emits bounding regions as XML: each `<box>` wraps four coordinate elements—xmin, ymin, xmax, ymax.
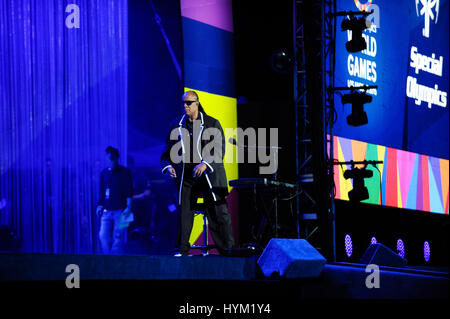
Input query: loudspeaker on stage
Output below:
<box><xmin>257</xmin><ymin>238</ymin><xmax>326</xmax><ymax>279</ymax></box>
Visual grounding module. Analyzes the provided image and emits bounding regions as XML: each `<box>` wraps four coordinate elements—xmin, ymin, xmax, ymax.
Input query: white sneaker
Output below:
<box><xmin>174</xmin><ymin>252</ymin><xmax>193</xmax><ymax>257</ymax></box>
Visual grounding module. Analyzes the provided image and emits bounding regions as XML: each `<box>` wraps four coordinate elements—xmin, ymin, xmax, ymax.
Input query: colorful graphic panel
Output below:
<box><xmin>180</xmin><ymin>0</ymin><xmax>238</xmax><ymax>246</ymax></box>
<box><xmin>332</xmin><ymin>135</ymin><xmax>449</xmax><ymax>214</ymax></box>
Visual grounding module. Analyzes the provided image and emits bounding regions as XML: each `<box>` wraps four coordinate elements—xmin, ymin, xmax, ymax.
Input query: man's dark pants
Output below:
<box><xmin>176</xmin><ymin>174</ymin><xmax>234</xmax><ymax>255</ymax></box>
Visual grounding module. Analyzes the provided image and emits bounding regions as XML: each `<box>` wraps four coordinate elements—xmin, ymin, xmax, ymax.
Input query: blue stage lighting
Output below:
<box><xmin>424</xmin><ymin>241</ymin><xmax>431</xmax><ymax>263</ymax></box>
<box><xmin>396</xmin><ymin>238</ymin><xmax>405</xmax><ymax>259</ymax></box>
<box><xmin>344</xmin><ymin>234</ymin><xmax>353</xmax><ymax>257</ymax></box>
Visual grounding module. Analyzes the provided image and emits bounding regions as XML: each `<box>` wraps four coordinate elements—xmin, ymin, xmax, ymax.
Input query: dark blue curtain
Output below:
<box><xmin>0</xmin><ymin>0</ymin><xmax>128</xmax><ymax>254</ymax></box>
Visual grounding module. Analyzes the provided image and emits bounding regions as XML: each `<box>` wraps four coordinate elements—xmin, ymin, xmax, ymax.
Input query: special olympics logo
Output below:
<box><xmin>354</xmin><ymin>0</ymin><xmax>373</xmax><ymax>11</ymax></box>
<box><xmin>415</xmin><ymin>0</ymin><xmax>440</xmax><ymax>38</ymax></box>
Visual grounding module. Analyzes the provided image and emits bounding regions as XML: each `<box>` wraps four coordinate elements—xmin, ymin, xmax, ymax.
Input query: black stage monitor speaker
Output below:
<box><xmin>360</xmin><ymin>243</ymin><xmax>407</xmax><ymax>267</ymax></box>
<box><xmin>257</xmin><ymin>238</ymin><xmax>326</xmax><ymax>278</ymax></box>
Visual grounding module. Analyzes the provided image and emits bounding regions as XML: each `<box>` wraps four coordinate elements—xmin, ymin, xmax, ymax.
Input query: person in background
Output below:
<box><xmin>96</xmin><ymin>146</ymin><xmax>133</xmax><ymax>254</ymax></box>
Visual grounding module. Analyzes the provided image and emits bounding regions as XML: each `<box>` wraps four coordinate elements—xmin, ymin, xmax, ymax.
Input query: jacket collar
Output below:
<box><xmin>178</xmin><ymin>112</ymin><xmax>204</xmax><ymax>127</ymax></box>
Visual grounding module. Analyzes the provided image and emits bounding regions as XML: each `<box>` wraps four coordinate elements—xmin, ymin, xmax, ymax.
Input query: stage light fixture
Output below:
<box><xmin>341</xmin><ymin>91</ymin><xmax>372</xmax><ymax>126</ymax></box>
<box><xmin>270</xmin><ymin>49</ymin><xmax>293</xmax><ymax>74</ymax></box>
<box><xmin>424</xmin><ymin>241</ymin><xmax>431</xmax><ymax>262</ymax></box>
<box><xmin>343</xmin><ymin>166</ymin><xmax>373</xmax><ymax>202</ymax></box>
<box><xmin>344</xmin><ymin>234</ymin><xmax>353</xmax><ymax>258</ymax></box>
<box><xmin>341</xmin><ymin>16</ymin><xmax>371</xmax><ymax>52</ymax></box>
<box><xmin>396</xmin><ymin>238</ymin><xmax>405</xmax><ymax>259</ymax></box>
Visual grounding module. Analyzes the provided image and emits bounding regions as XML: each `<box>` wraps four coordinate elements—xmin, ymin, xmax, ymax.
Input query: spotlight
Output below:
<box><xmin>270</xmin><ymin>49</ymin><xmax>293</xmax><ymax>74</ymax></box>
<box><xmin>343</xmin><ymin>166</ymin><xmax>373</xmax><ymax>202</ymax></box>
<box><xmin>341</xmin><ymin>16</ymin><xmax>371</xmax><ymax>52</ymax></box>
<box><xmin>344</xmin><ymin>234</ymin><xmax>353</xmax><ymax>258</ymax></box>
<box><xmin>341</xmin><ymin>91</ymin><xmax>372</xmax><ymax>126</ymax></box>
<box><xmin>396</xmin><ymin>238</ymin><xmax>405</xmax><ymax>259</ymax></box>
<box><xmin>424</xmin><ymin>241</ymin><xmax>431</xmax><ymax>262</ymax></box>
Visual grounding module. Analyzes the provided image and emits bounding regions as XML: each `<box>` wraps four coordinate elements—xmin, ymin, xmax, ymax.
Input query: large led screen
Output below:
<box><xmin>332</xmin><ymin>0</ymin><xmax>448</xmax><ymax>214</ymax></box>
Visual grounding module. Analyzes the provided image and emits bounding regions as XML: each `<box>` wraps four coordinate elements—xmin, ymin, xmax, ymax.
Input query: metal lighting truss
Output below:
<box><xmin>294</xmin><ymin>0</ymin><xmax>337</xmax><ymax>261</ymax></box>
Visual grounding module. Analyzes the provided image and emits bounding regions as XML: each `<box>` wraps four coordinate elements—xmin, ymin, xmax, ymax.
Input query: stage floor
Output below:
<box><xmin>0</xmin><ymin>253</ymin><xmax>447</xmax><ymax>301</ymax></box>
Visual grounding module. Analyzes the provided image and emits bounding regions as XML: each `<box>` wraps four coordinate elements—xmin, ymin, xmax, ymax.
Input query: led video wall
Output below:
<box><xmin>332</xmin><ymin>0</ymin><xmax>449</xmax><ymax>214</ymax></box>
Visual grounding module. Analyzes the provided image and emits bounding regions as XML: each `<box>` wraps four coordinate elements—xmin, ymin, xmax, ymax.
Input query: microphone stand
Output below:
<box><xmin>272</xmin><ymin>149</ymin><xmax>279</xmax><ymax>237</ymax></box>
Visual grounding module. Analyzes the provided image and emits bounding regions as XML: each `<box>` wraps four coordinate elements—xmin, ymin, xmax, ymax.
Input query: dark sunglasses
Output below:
<box><xmin>182</xmin><ymin>100</ymin><xmax>197</xmax><ymax>106</ymax></box>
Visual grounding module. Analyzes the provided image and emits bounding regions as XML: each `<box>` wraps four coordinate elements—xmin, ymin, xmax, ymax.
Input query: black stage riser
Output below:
<box><xmin>0</xmin><ymin>254</ymin><xmax>258</xmax><ymax>281</ymax></box>
<box><xmin>0</xmin><ymin>254</ymin><xmax>448</xmax><ymax>299</ymax></box>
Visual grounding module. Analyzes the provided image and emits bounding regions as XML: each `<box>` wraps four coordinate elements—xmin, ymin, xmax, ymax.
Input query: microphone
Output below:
<box><xmin>228</xmin><ymin>137</ymin><xmax>281</xmax><ymax>150</ymax></box>
<box><xmin>229</xmin><ymin>137</ymin><xmax>248</xmax><ymax>149</ymax></box>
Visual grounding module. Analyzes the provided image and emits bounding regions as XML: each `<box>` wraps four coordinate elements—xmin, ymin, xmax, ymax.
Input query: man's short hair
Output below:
<box><xmin>105</xmin><ymin>146</ymin><xmax>119</xmax><ymax>158</ymax></box>
<box><xmin>184</xmin><ymin>90</ymin><xmax>199</xmax><ymax>101</ymax></box>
